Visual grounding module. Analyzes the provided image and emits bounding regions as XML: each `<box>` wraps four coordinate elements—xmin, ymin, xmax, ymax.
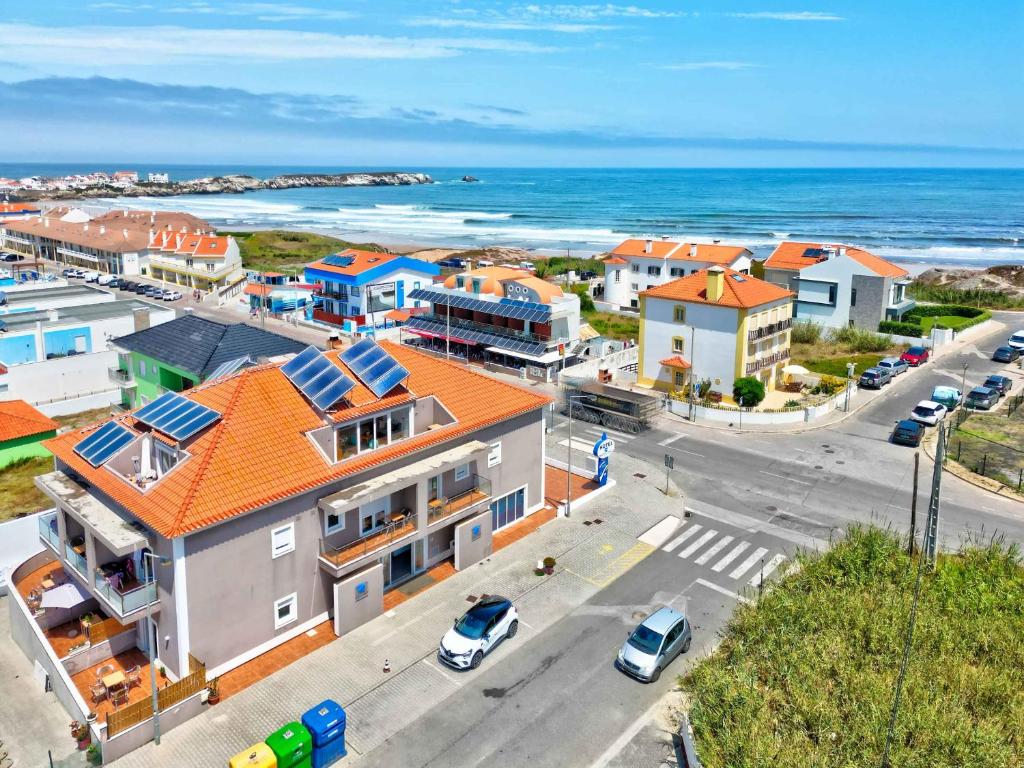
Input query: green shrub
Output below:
<box><xmin>789</xmin><ymin>320</ymin><xmax>823</xmax><ymax>344</ymax></box>
<box><xmin>732</xmin><ymin>376</ymin><xmax>766</xmax><ymax>407</ymax></box>
<box><xmin>879</xmin><ymin>320</ymin><xmax>923</xmax><ymax>335</ymax></box>
<box><xmin>908</xmin><ymin>284</ymin><xmax>1024</xmax><ymax>310</ymax></box>
<box><xmin>904</xmin><ymin>304</ymin><xmax>986</xmax><ymax>320</ymax></box>
<box><xmin>784</xmin><ymin>399</ymin><xmax>801</xmax><ymax>408</ymax></box>
<box><xmin>827</xmin><ymin>326</ymin><xmax>892</xmax><ymax>353</ymax></box>
<box><xmin>811</xmin><ymin>375</ymin><xmax>845</xmax><ymax>396</ymax></box>
<box><xmin>569</xmin><ymin>283</ymin><xmax>595</xmax><ymax>312</ymax></box>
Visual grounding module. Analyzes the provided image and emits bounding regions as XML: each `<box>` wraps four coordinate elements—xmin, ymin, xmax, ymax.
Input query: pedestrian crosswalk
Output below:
<box><xmin>557</xmin><ymin>426</ymin><xmax>639</xmax><ymax>455</ymax></box>
<box><xmin>660</xmin><ymin>522</ymin><xmax>786</xmax><ymax>587</ymax></box>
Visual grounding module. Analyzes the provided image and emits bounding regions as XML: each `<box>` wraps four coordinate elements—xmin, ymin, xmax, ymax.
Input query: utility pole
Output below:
<box><xmin>664</xmin><ymin>453</ymin><xmax>673</xmax><ymax>495</ymax></box>
<box><xmin>923</xmin><ymin>424</ymin><xmax>945</xmax><ymax>567</ymax></box>
<box><xmin>908</xmin><ymin>452</ymin><xmax>919</xmax><ymax>556</ymax></box>
<box><xmin>566</xmin><ymin>395</ymin><xmax>584</xmax><ymax>518</ymax></box>
<box><xmin>689</xmin><ymin>326</ymin><xmax>697</xmax><ymax>422</ymax></box>
<box><xmin>960</xmin><ymin>363</ymin><xmax>968</xmax><ymax>396</ymax></box>
<box><xmin>844</xmin><ymin>361</ymin><xmax>855</xmax><ymax>412</ymax></box>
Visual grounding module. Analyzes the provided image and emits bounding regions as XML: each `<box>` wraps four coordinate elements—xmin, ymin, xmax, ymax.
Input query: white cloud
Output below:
<box><xmin>407</xmin><ymin>3</ymin><xmax>683</xmax><ymax>33</ymax></box>
<box><xmin>658</xmin><ymin>61</ymin><xmax>756</xmax><ymax>71</ymax></box>
<box><xmin>728</xmin><ymin>11</ymin><xmax>845</xmax><ymax>22</ymax></box>
<box><xmin>0</xmin><ymin>24</ymin><xmax>556</xmax><ymax>65</ymax></box>
<box><xmin>405</xmin><ymin>17</ymin><xmax>608</xmax><ymax>33</ymax></box>
<box><xmin>166</xmin><ymin>2</ymin><xmax>357</xmax><ymax>22</ymax></box>
<box><xmin>514</xmin><ymin>4</ymin><xmax>686</xmax><ymax>19</ymax></box>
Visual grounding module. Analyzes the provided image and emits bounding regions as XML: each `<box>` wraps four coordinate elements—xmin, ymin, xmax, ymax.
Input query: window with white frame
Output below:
<box><xmin>325</xmin><ymin>508</ymin><xmax>345</xmax><ymax>535</ymax></box>
<box><xmin>271</xmin><ymin>522</ymin><xmax>295</xmax><ymax>558</ymax></box>
<box><xmin>454</xmin><ymin>462</ymin><xmax>470</xmax><ymax>482</ymax></box>
<box><xmin>487</xmin><ymin>441</ymin><xmax>502</xmax><ymax>468</ymax></box>
<box><xmin>630</xmin><ymin>264</ymin><xmax>640</xmax><ymax>273</ymax></box>
<box><xmin>274</xmin><ymin>593</ymin><xmax>297</xmax><ymax>629</ymax></box>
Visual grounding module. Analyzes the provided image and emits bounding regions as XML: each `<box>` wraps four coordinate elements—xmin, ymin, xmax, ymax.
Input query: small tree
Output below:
<box><xmin>733</xmin><ymin>376</ymin><xmax>766</xmax><ymax>407</ymax></box>
<box><xmin>570</xmin><ymin>283</ymin><xmax>595</xmax><ymax>312</ymax></box>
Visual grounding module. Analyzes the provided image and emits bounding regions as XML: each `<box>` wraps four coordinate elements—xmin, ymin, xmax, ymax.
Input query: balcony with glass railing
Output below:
<box><xmin>108</xmin><ymin>366</ymin><xmax>135</xmax><ymax>386</ymax></box>
<box><xmin>65</xmin><ymin>540</ymin><xmax>87</xmax><ymax>577</ymax></box>
<box><xmin>38</xmin><ymin>511</ymin><xmax>60</xmax><ymax>553</ymax></box>
<box><xmin>319</xmin><ymin>517</ymin><xmax>417</xmax><ymax>572</ymax></box>
<box><xmin>93</xmin><ymin>569</ymin><xmax>158</xmax><ymax>618</ymax></box>
<box><xmin>427</xmin><ymin>474</ymin><xmax>492</xmax><ymax>526</ymax></box>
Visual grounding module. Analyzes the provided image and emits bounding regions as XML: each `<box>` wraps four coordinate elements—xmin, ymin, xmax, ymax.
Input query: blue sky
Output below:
<box><xmin>1</xmin><ymin>1</ymin><xmax>1021</xmax><ymax>166</ymax></box>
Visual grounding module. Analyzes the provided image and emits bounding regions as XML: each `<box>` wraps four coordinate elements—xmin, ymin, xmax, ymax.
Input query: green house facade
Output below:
<box><xmin>0</xmin><ymin>400</ymin><xmax>60</xmax><ymax>468</ymax></box>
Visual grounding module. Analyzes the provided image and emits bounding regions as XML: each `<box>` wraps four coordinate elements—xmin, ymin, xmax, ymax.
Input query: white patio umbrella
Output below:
<box><xmin>782</xmin><ymin>364</ymin><xmax>809</xmax><ymax>375</ymax></box>
<box><xmin>39</xmin><ymin>580</ymin><xmax>91</xmax><ymax>610</ymax></box>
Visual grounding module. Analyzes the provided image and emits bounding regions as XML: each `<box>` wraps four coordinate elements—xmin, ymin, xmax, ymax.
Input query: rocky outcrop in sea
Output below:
<box><xmin>12</xmin><ymin>172</ymin><xmax>433</xmax><ymax>201</ymax></box>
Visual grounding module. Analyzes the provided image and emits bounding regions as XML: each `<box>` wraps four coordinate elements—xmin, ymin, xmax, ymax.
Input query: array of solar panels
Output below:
<box><xmin>282</xmin><ymin>346</ymin><xmax>357</xmax><ymax>411</ymax></box>
<box><xmin>207</xmin><ymin>355</ymin><xmax>253</xmax><ymax>381</ymax></box>
<box><xmin>134</xmin><ymin>391</ymin><xmax>223</xmax><ymax>441</ymax></box>
<box><xmin>341</xmin><ymin>338</ymin><xmax>410</xmax><ymax>398</ymax></box>
<box><xmin>73</xmin><ymin>421</ymin><xmax>136</xmax><ymax>467</ymax></box>
<box><xmin>320</xmin><ymin>254</ymin><xmax>356</xmax><ymax>268</ymax></box>
<box><xmin>407</xmin><ymin>288</ymin><xmax>551</xmax><ymax>323</ymax></box>
<box><xmin>405</xmin><ymin>316</ymin><xmax>549</xmax><ymax>357</ymax></box>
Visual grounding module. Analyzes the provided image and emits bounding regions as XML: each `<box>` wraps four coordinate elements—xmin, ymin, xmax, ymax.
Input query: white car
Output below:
<box><xmin>97</xmin><ymin>274</ymin><xmax>115</xmax><ymax>286</ymax></box>
<box><xmin>910</xmin><ymin>400</ymin><xmax>947</xmax><ymax>426</ymax></box>
<box><xmin>438</xmin><ymin>595</ymin><xmax>518</xmax><ymax>670</ymax></box>
<box><xmin>1007</xmin><ymin>331</ymin><xmax>1024</xmax><ymax>350</ymax></box>
<box><xmin>163</xmin><ymin>290</ymin><xmax>183</xmax><ymax>301</ymax></box>
<box><xmin>83</xmin><ymin>271</ymin><xmax>100</xmax><ymax>282</ymax></box>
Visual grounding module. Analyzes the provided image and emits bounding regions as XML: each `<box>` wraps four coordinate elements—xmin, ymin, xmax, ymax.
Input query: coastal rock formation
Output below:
<box><xmin>12</xmin><ymin>171</ymin><xmax>433</xmax><ymax>202</ymax></box>
<box><xmin>461</xmin><ymin>175</ymin><xmax>479</xmax><ymax>182</ymax></box>
<box><xmin>915</xmin><ymin>265</ymin><xmax>1024</xmax><ymax>298</ymax></box>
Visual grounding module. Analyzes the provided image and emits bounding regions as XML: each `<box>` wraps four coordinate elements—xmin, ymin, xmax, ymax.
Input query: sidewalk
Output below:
<box><xmin>661</xmin><ymin>318</ymin><xmax>1007</xmax><ymax>435</ymax></box>
<box><xmin>113</xmin><ymin>453</ymin><xmax>681</xmax><ymax>767</ymax></box>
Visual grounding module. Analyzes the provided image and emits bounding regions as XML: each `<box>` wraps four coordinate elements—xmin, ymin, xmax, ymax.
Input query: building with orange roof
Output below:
<box><xmin>16</xmin><ymin>340</ymin><xmax>550</xmax><ymax>722</ymax></box>
<box><xmin>146</xmin><ymin>229</ymin><xmax>243</xmax><ymax>292</ymax></box>
<box><xmin>403</xmin><ymin>264</ymin><xmax>582</xmax><ymax>382</ymax></box>
<box><xmin>0</xmin><ymin>201</ymin><xmax>42</xmax><ymax>219</ymax></box>
<box><xmin>759</xmin><ymin>241</ymin><xmax>913</xmax><ymax>330</ymax></box>
<box><xmin>304</xmin><ymin>248</ymin><xmax>440</xmax><ymax>331</ymax></box>
<box><xmin>0</xmin><ymin>399</ymin><xmax>59</xmax><ymax>467</ymax></box>
<box><xmin>638</xmin><ymin>267</ymin><xmax>794</xmax><ymax>398</ymax></box>
<box><xmin>601</xmin><ymin>237</ymin><xmax>753</xmax><ymax>310</ymax></box>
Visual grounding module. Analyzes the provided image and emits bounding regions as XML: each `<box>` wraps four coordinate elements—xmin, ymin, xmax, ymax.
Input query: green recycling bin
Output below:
<box><xmin>265</xmin><ymin>722</ymin><xmax>312</xmax><ymax>768</ymax></box>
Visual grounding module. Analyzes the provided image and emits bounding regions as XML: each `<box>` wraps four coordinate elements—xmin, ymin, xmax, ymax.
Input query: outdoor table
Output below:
<box><xmin>102</xmin><ymin>670</ymin><xmax>126</xmax><ymax>691</ymax></box>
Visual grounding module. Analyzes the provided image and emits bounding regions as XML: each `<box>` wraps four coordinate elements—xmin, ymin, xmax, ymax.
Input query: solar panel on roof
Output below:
<box><xmin>73</xmin><ymin>421</ymin><xmax>136</xmax><ymax>467</ymax></box>
<box><xmin>404</xmin><ymin>317</ymin><xmax>549</xmax><ymax>357</ymax></box>
<box><xmin>311</xmin><ymin>375</ymin><xmax>356</xmax><ymax>411</ymax></box>
<box><xmin>281</xmin><ymin>346</ymin><xmax>320</xmax><ymax>378</ymax></box>
<box><xmin>291</xmin><ymin>355</ymin><xmax>332</xmax><ymax>388</ymax></box>
<box><xmin>207</xmin><ymin>356</ymin><xmax>252</xmax><ymax>381</ymax></box>
<box><xmin>339</xmin><ymin>337</ymin><xmax>409</xmax><ymax>397</ymax></box>
<box><xmin>321</xmin><ymin>254</ymin><xmax>356</xmax><ymax>267</ymax></box>
<box><xmin>371</xmin><ymin>366</ymin><xmax>409</xmax><ymax>398</ymax></box>
<box><xmin>282</xmin><ymin>345</ymin><xmax>356</xmax><ymax>411</ymax></box>
<box><xmin>341</xmin><ymin>338</ymin><xmax>376</xmax><ymax>365</ymax></box>
<box><xmin>134</xmin><ymin>391</ymin><xmax>222</xmax><ymax>441</ymax></box>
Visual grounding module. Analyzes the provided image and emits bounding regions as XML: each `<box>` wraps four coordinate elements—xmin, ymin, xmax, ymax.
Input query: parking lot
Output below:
<box><xmin>59</xmin><ymin>267</ymin><xmax>186</xmax><ymax>302</ymax></box>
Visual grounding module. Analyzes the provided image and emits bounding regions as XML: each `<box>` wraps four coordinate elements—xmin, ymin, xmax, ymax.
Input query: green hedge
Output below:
<box><xmin>881</xmin><ymin>305</ymin><xmax>991</xmax><ymax>336</ymax></box>
<box><xmin>904</xmin><ymin>304</ymin><xmax>987</xmax><ymax>320</ymax></box>
<box><xmin>879</xmin><ymin>320</ymin><xmax>923</xmax><ymax>336</ymax></box>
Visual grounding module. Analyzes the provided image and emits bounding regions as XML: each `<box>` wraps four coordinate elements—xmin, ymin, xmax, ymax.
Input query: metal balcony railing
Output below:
<box><xmin>108</xmin><ymin>367</ymin><xmax>134</xmax><ymax>385</ymax></box>
<box><xmin>747</xmin><ymin>317</ymin><xmax>793</xmax><ymax>342</ymax></box>
<box><xmin>94</xmin><ymin>570</ymin><xmax>158</xmax><ymax>616</ymax></box>
<box><xmin>427</xmin><ymin>474</ymin><xmax>492</xmax><ymax>525</ymax></box>
<box><xmin>65</xmin><ymin>542</ymin><xmax>87</xmax><ymax>576</ymax></box>
<box><xmin>38</xmin><ymin>512</ymin><xmax>60</xmax><ymax>552</ymax></box>
<box><xmin>319</xmin><ymin>517</ymin><xmax>417</xmax><ymax>568</ymax></box>
<box><xmin>745</xmin><ymin>348</ymin><xmax>791</xmax><ymax>375</ymax></box>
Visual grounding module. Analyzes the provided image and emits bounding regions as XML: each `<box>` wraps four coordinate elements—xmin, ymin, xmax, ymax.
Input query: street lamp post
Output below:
<box><xmin>566</xmin><ymin>394</ymin><xmax>586</xmax><ymax>518</ymax></box>
<box><xmin>141</xmin><ymin>552</ymin><xmax>171</xmax><ymax>745</ymax></box>
<box><xmin>960</xmin><ymin>363</ymin><xmax>968</xmax><ymax>396</ymax></box>
<box><xmin>844</xmin><ymin>361</ymin><xmax>856</xmax><ymax>412</ymax></box>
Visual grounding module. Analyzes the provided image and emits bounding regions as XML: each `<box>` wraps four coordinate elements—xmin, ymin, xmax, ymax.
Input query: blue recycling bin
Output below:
<box><xmin>301</xmin><ymin>699</ymin><xmax>347</xmax><ymax>768</ymax></box>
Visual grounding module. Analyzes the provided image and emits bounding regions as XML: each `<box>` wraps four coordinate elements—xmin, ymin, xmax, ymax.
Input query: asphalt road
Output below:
<box><xmin>356</xmin><ymin>513</ymin><xmax>794</xmax><ymax>768</ymax></box>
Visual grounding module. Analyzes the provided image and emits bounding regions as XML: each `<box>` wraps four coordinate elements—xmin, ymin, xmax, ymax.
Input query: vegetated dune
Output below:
<box><xmin>915</xmin><ymin>265</ymin><xmax>1024</xmax><ymax>297</ymax></box>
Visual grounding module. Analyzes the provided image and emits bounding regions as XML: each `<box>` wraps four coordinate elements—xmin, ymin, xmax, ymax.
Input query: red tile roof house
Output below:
<box><xmin>0</xmin><ymin>400</ymin><xmax>59</xmax><ymax>468</ymax></box>
<box><xmin>7</xmin><ymin>341</ymin><xmax>550</xmax><ymax>759</ymax></box>
<box><xmin>759</xmin><ymin>241</ymin><xmax>913</xmax><ymax>330</ymax></box>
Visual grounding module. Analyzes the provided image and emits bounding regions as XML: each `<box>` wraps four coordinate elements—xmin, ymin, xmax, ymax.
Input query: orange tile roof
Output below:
<box><xmin>44</xmin><ymin>342</ymin><xmax>551</xmax><ymax>538</ymax></box>
<box><xmin>0</xmin><ymin>202</ymin><xmax>40</xmax><ymax>215</ymax></box>
<box><xmin>643</xmin><ymin>268</ymin><xmax>793</xmax><ymax>309</ymax></box>
<box><xmin>309</xmin><ymin>249</ymin><xmax>397</xmax><ymax>276</ymax></box>
<box><xmin>659</xmin><ymin>356</ymin><xmax>691</xmax><ymax>369</ymax></box>
<box><xmin>602</xmin><ymin>256</ymin><xmax>627</xmax><ymax>265</ymax></box>
<box><xmin>513</xmin><ymin>275</ymin><xmax>563</xmax><ymax>302</ymax></box>
<box><xmin>610</xmin><ymin>239</ymin><xmax>750</xmax><ymax>264</ymax></box>
<box><xmin>764</xmin><ymin>241</ymin><xmax>908</xmax><ymax>278</ymax></box>
<box><xmin>385</xmin><ymin>309</ymin><xmax>411</xmax><ymax>322</ymax></box>
<box><xmin>244</xmin><ymin>284</ymin><xmax>272</xmax><ymax>297</ymax></box>
<box><xmin>0</xmin><ymin>400</ymin><xmax>60</xmax><ymax>442</ymax></box>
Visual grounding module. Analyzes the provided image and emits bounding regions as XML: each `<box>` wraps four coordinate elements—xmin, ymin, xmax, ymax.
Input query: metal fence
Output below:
<box><xmin>944</xmin><ymin>405</ymin><xmax>1024</xmax><ymax>493</ymax></box>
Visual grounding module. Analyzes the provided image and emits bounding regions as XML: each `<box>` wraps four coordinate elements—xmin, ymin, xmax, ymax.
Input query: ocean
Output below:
<box><xmin>4</xmin><ymin>165</ymin><xmax>1023</xmax><ymax>266</ymax></box>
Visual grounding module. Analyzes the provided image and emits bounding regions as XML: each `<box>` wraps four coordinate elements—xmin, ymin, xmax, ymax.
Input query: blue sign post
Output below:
<box><xmin>592</xmin><ymin>432</ymin><xmax>615</xmax><ymax>486</ymax></box>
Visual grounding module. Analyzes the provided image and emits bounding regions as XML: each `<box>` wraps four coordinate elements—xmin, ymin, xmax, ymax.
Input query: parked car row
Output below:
<box><xmin>1</xmin><ymin>251</ymin><xmax>25</xmax><ymax>262</ymax></box>
<box><xmin>62</xmin><ymin>268</ymin><xmax>182</xmax><ymax>300</ymax></box>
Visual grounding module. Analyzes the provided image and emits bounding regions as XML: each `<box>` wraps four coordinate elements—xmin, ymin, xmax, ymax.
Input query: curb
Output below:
<box><xmin>922</xmin><ymin>425</ymin><xmax>1024</xmax><ymax>506</ymax></box>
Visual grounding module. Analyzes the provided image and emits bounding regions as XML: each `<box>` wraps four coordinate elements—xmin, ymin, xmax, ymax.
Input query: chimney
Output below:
<box><xmin>838</xmin><ymin>246</ymin><xmax>847</xmax><ymax>257</ymax></box>
<box><xmin>689</xmin><ymin>244</ymin><xmax>697</xmax><ymax>258</ymax></box>
<box><xmin>83</xmin><ymin>223</ymin><xmax>89</xmax><ymax>231</ymax></box>
<box><xmin>706</xmin><ymin>265</ymin><xmax>725</xmax><ymax>302</ymax></box>
<box><xmin>43</xmin><ymin>217</ymin><xmax>49</xmax><ymax>228</ymax></box>
<box><xmin>644</xmin><ymin>239</ymin><xmax>653</xmax><ymax>254</ymax></box>
<box><xmin>150</xmin><ymin>211</ymin><xmax>155</xmax><ymax>224</ymax></box>
<box><xmin>122</xmin><ymin>228</ymin><xmax>128</xmax><ymax>240</ymax></box>
<box><xmin>99</xmin><ymin>225</ymin><xmax>105</xmax><ymax>235</ymax></box>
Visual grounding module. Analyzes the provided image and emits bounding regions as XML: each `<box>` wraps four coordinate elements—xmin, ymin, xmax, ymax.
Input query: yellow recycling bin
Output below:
<box><xmin>229</xmin><ymin>742</ymin><xmax>277</xmax><ymax>768</ymax></box>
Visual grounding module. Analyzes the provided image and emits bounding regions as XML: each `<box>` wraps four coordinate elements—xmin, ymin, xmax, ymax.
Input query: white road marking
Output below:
<box><xmin>658</xmin><ymin>434</ymin><xmax>685</xmax><ymax>447</ymax></box>
<box><xmin>590</xmin><ymin>697</ymin><xmax>665</xmax><ymax>768</ymax></box>
<box><xmin>558</xmin><ymin>438</ymin><xmax>597</xmax><ymax>453</ymax></box>
<box><xmin>695</xmin><ymin>535</ymin><xmax>734</xmax><ymax>565</ymax></box>
<box><xmin>678</xmin><ymin>530</ymin><xmax>719</xmax><ymax>559</ymax></box>
<box><xmin>638</xmin><ymin>515</ymin><xmax>682</xmax><ymax>547</ymax></box>
<box><xmin>748</xmin><ymin>553</ymin><xmax>787</xmax><ymax>588</ymax></box>
<box><xmin>668</xmin><ymin>446</ymin><xmax>706</xmax><ymax>457</ymax></box>
<box><xmin>729</xmin><ymin>547</ymin><xmax>769</xmax><ymax>580</ymax></box>
<box><xmin>759</xmin><ymin>470</ymin><xmax>811</xmax><ymax>485</ymax></box>
<box><xmin>422</xmin><ymin>658</ymin><xmax>461</xmax><ymax>686</ymax></box>
<box><xmin>711</xmin><ymin>541</ymin><xmax>750</xmax><ymax>572</ymax></box>
<box><xmin>585</xmin><ymin>426</ymin><xmax>634</xmax><ymax>441</ymax></box>
<box><xmin>662</xmin><ymin>524</ymin><xmax>702</xmax><ymax>552</ymax></box>
<box><xmin>695</xmin><ymin>578</ymin><xmax>752</xmax><ymax>605</ymax></box>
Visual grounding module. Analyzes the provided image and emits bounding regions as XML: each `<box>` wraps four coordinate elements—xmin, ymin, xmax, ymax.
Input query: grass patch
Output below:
<box><xmin>792</xmin><ymin>352</ymin><xmax>893</xmax><ymax>378</ymax></box>
<box><xmin>54</xmin><ymin>406</ymin><xmax>113</xmax><ymax>430</ymax></box>
<box><xmin>918</xmin><ymin>315</ymin><xmax>978</xmax><ymax>334</ymax></box>
<box><xmin>948</xmin><ymin>406</ymin><xmax>1024</xmax><ymax>488</ymax></box>
<box><xmin>909</xmin><ymin>283</ymin><xmax>1024</xmax><ymax>310</ymax></box>
<box><xmin>583</xmin><ymin>310</ymin><xmax>639</xmax><ymax>341</ymax></box>
<box><xmin>792</xmin><ymin>326</ymin><xmax>906</xmax><ymax>378</ymax></box>
<box><xmin>0</xmin><ymin>456</ymin><xmax>54</xmax><ymax>521</ymax></box>
<box><xmin>682</xmin><ymin>525</ymin><xmax>1024</xmax><ymax>768</ymax></box>
<box><xmin>220</xmin><ymin>230</ymin><xmax>386</xmax><ymax>275</ymax></box>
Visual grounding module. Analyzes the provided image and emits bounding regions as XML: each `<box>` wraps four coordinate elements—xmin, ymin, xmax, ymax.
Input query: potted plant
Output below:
<box><xmin>71</xmin><ymin>720</ymin><xmax>90</xmax><ymax>750</ymax></box>
<box><xmin>86</xmin><ymin>743</ymin><xmax>102</xmax><ymax>766</ymax></box>
<box><xmin>542</xmin><ymin>556</ymin><xmax>556</xmax><ymax>575</ymax></box>
<box><xmin>158</xmin><ymin>665</ymin><xmax>167</xmax><ymax>680</ymax></box>
<box><xmin>206</xmin><ymin>677</ymin><xmax>220</xmax><ymax>705</ymax></box>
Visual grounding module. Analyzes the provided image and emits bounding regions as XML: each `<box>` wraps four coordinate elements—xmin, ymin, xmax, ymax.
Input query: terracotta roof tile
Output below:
<box><xmin>610</xmin><ymin>239</ymin><xmax>750</xmax><ymax>264</ymax></box>
<box><xmin>0</xmin><ymin>400</ymin><xmax>59</xmax><ymax>442</ymax></box>
<box><xmin>643</xmin><ymin>268</ymin><xmax>793</xmax><ymax>309</ymax></box>
<box><xmin>44</xmin><ymin>343</ymin><xmax>551</xmax><ymax>538</ymax></box>
<box><xmin>308</xmin><ymin>249</ymin><xmax>397</xmax><ymax>276</ymax></box>
<box><xmin>764</xmin><ymin>241</ymin><xmax>908</xmax><ymax>278</ymax></box>
<box><xmin>659</xmin><ymin>356</ymin><xmax>691</xmax><ymax>369</ymax></box>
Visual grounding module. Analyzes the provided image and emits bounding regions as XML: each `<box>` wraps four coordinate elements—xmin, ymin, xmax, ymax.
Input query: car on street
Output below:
<box><xmin>61</xmin><ymin>268</ymin><xmax>75</xmax><ymax>277</ymax></box>
<box><xmin>579</xmin><ymin>270</ymin><xmax>598</xmax><ymax>281</ymax></box>
<box><xmin>1007</xmin><ymin>331</ymin><xmax>1024</xmax><ymax>351</ymax></box>
<box><xmin>66</xmin><ymin>268</ymin><xmax>85</xmax><ymax>278</ymax></box>
<box><xmin>616</xmin><ymin>606</ymin><xmax>691</xmax><ymax>683</ymax></box>
<box><xmin>983</xmin><ymin>375</ymin><xmax>1013</xmax><ymax>395</ymax></box>
<box><xmin>858</xmin><ymin>367</ymin><xmax>892</xmax><ymax>389</ymax></box>
<box><xmin>993</xmin><ymin>345</ymin><xmax>1021</xmax><ymax>363</ymax></box>
<box><xmin>82</xmin><ymin>271</ymin><xmax>101</xmax><ymax>282</ymax></box>
<box><xmin>120</xmin><ymin>280</ymin><xmax>138</xmax><ymax>291</ymax></box>
<box><xmin>438</xmin><ymin>596</ymin><xmax>518</xmax><ymax>670</ymax></box>
<box><xmin>134</xmin><ymin>284</ymin><xmax>150</xmax><ymax>294</ymax></box>
<box><xmin>890</xmin><ymin>419</ymin><xmax>925</xmax><ymax>447</ymax></box>
<box><xmin>876</xmin><ymin>357</ymin><xmax>909</xmax><ymax>376</ymax></box>
<box><xmin>437</xmin><ymin>258</ymin><xmax>466</xmax><ymax>269</ymax></box>
<box><xmin>910</xmin><ymin>400</ymin><xmax>947</xmax><ymax>426</ymax></box>
<box><xmin>144</xmin><ymin>286</ymin><xmax>161</xmax><ymax>297</ymax></box>
<box><xmin>1</xmin><ymin>252</ymin><xmax>24</xmax><ymax>262</ymax></box>
<box><xmin>900</xmin><ymin>346</ymin><xmax>930</xmax><ymax>366</ymax></box>
<box><xmin>163</xmin><ymin>290</ymin><xmax>183</xmax><ymax>301</ymax></box>
<box><xmin>965</xmin><ymin>386</ymin><xmax>1000</xmax><ymax>410</ymax></box>
<box><xmin>97</xmin><ymin>274</ymin><xmax>115</xmax><ymax>286</ymax></box>
<box><xmin>930</xmin><ymin>386</ymin><xmax>963</xmax><ymax>410</ymax></box>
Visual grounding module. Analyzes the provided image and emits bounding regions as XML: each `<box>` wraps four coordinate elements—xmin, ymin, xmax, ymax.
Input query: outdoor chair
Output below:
<box><xmin>126</xmin><ymin>666</ymin><xmax>142</xmax><ymax>688</ymax></box>
<box><xmin>96</xmin><ymin>663</ymin><xmax>115</xmax><ymax>679</ymax></box>
<box><xmin>111</xmin><ymin>688</ymin><xmax>129</xmax><ymax>708</ymax></box>
<box><xmin>89</xmin><ymin>682</ymin><xmax>106</xmax><ymax>704</ymax></box>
